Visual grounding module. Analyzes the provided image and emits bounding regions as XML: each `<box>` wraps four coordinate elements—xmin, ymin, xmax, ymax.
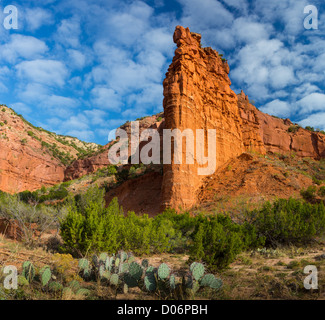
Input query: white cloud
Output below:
<box><xmin>296</xmin><ymin>93</ymin><xmax>325</xmax><ymax>115</ymax></box>
<box><xmin>55</xmin><ymin>17</ymin><xmax>81</xmax><ymax>48</ymax></box>
<box><xmin>10</xmin><ymin>102</ymin><xmax>32</xmax><ymax>114</ymax></box>
<box><xmin>178</xmin><ymin>0</ymin><xmax>234</xmax><ymax>31</ymax></box>
<box><xmin>269</xmin><ymin>66</ymin><xmax>295</xmax><ymax>89</ymax></box>
<box><xmin>67</xmin><ymin>49</ymin><xmax>87</xmax><ymax>69</ymax></box>
<box><xmin>24</xmin><ymin>7</ymin><xmax>54</xmax><ymax>31</ymax></box>
<box><xmin>260</xmin><ymin>99</ymin><xmax>292</xmax><ymax>118</ymax></box>
<box><xmin>299</xmin><ymin>113</ymin><xmax>325</xmax><ymax>131</ymax></box>
<box><xmin>16</xmin><ymin>60</ymin><xmax>68</xmax><ymax>87</ymax></box>
<box><xmin>0</xmin><ymin>35</ymin><xmax>48</xmax><ymax>63</ymax></box>
<box><xmin>91</xmin><ymin>87</ymin><xmax>122</xmax><ymax>111</ymax></box>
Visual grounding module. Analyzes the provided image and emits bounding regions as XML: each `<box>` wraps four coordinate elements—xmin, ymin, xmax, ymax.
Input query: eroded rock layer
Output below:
<box><xmin>161</xmin><ymin>26</ymin><xmax>325</xmax><ymax>211</ymax></box>
<box><xmin>161</xmin><ymin>26</ymin><xmax>246</xmax><ymax>210</ymax></box>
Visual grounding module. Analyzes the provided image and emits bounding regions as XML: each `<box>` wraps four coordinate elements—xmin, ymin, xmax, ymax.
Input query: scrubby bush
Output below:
<box><xmin>59</xmin><ymin>186</ymin><xmax>182</xmax><ymax>256</ymax></box>
<box><xmin>0</xmin><ymin>192</ymin><xmax>66</xmax><ymax>245</ymax></box>
<box><xmin>318</xmin><ymin>186</ymin><xmax>325</xmax><ymax>197</ymax></box>
<box><xmin>189</xmin><ymin>214</ymin><xmax>263</xmax><ymax>271</ymax></box>
<box><xmin>248</xmin><ymin>198</ymin><xmax>325</xmax><ymax>246</ymax></box>
<box><xmin>300</xmin><ymin>186</ymin><xmax>317</xmax><ymax>202</ymax></box>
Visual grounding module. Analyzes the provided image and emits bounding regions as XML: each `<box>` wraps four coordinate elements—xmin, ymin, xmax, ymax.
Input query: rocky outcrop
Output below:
<box><xmin>160</xmin><ymin>26</ymin><xmax>325</xmax><ymax>211</ymax></box>
<box><xmin>161</xmin><ymin>26</ymin><xmax>246</xmax><ymax>210</ymax></box>
<box><xmin>0</xmin><ymin>106</ymin><xmax>99</xmax><ymax>193</ymax></box>
<box><xmin>238</xmin><ymin>90</ymin><xmax>325</xmax><ymax>159</ymax></box>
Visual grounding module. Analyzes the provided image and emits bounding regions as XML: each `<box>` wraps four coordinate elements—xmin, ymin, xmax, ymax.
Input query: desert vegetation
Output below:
<box><xmin>1</xmin><ymin>178</ymin><xmax>325</xmax><ymax>300</ymax></box>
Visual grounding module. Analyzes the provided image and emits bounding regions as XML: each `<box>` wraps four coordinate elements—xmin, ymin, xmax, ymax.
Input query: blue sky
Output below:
<box><xmin>0</xmin><ymin>0</ymin><xmax>324</xmax><ymax>145</ymax></box>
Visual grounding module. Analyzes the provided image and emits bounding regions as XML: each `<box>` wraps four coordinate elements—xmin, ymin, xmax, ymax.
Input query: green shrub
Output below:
<box><xmin>116</xmin><ymin>169</ymin><xmax>129</xmax><ymax>183</ymax></box>
<box><xmin>318</xmin><ymin>186</ymin><xmax>325</xmax><ymax>197</ymax></box>
<box><xmin>248</xmin><ymin>198</ymin><xmax>325</xmax><ymax>246</ymax></box>
<box><xmin>288</xmin><ymin>125</ymin><xmax>300</xmax><ymax>133</ymax></box>
<box><xmin>59</xmin><ymin>186</ymin><xmax>181</xmax><ymax>256</ymax></box>
<box><xmin>305</xmin><ymin>126</ymin><xmax>315</xmax><ymax>132</ymax></box>
<box><xmin>189</xmin><ymin>214</ymin><xmax>262</xmax><ymax>271</ymax></box>
<box><xmin>300</xmin><ymin>186</ymin><xmax>317</xmax><ymax>202</ymax></box>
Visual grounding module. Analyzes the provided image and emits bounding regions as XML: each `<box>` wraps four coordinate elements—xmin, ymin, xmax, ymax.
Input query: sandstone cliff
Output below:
<box><xmin>160</xmin><ymin>26</ymin><xmax>325</xmax><ymax>211</ymax></box>
<box><xmin>161</xmin><ymin>26</ymin><xmax>246</xmax><ymax>210</ymax></box>
<box><xmin>0</xmin><ymin>106</ymin><xmax>99</xmax><ymax>193</ymax></box>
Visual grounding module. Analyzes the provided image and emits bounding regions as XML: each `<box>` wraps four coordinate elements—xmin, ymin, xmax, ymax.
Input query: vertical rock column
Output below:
<box><xmin>161</xmin><ymin>26</ymin><xmax>245</xmax><ymax>210</ymax></box>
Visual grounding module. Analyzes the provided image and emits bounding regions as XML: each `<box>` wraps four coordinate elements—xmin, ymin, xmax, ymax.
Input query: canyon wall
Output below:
<box><xmin>160</xmin><ymin>26</ymin><xmax>325</xmax><ymax>211</ymax></box>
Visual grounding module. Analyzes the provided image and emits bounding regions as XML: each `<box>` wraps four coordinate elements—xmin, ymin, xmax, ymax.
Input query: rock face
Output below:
<box><xmin>161</xmin><ymin>26</ymin><xmax>245</xmax><ymax>210</ymax></box>
<box><xmin>238</xmin><ymin>90</ymin><xmax>325</xmax><ymax>159</ymax></box>
<box><xmin>0</xmin><ymin>106</ymin><xmax>99</xmax><ymax>193</ymax></box>
<box><xmin>160</xmin><ymin>26</ymin><xmax>325</xmax><ymax>211</ymax></box>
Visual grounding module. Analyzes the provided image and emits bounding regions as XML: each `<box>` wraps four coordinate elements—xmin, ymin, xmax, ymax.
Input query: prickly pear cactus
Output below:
<box><xmin>192</xmin><ymin>263</ymin><xmax>205</xmax><ymax>281</ymax></box>
<box><xmin>200</xmin><ymin>274</ymin><xmax>215</xmax><ymax>287</ymax></box>
<box><xmin>68</xmin><ymin>280</ymin><xmax>81</xmax><ymax>293</ymax></box>
<box><xmin>144</xmin><ymin>273</ymin><xmax>157</xmax><ymax>292</ymax></box>
<box><xmin>124</xmin><ymin>273</ymin><xmax>138</xmax><ymax>288</ymax></box>
<box><xmin>76</xmin><ymin>288</ymin><xmax>91</xmax><ymax>298</ymax></box>
<box><xmin>190</xmin><ymin>262</ymin><xmax>198</xmax><ymax>273</ymax></box>
<box><xmin>158</xmin><ymin>263</ymin><xmax>170</xmax><ymax>280</ymax></box>
<box><xmin>39</xmin><ymin>266</ymin><xmax>52</xmax><ymax>286</ymax></box>
<box><xmin>129</xmin><ymin>262</ymin><xmax>143</xmax><ymax>281</ymax></box>
<box><xmin>110</xmin><ymin>274</ymin><xmax>119</xmax><ymax>286</ymax></box>
<box><xmin>49</xmin><ymin>281</ymin><xmax>63</xmax><ymax>292</ymax></box>
<box><xmin>119</xmin><ymin>263</ymin><xmax>129</xmax><ymax>274</ymax></box>
<box><xmin>169</xmin><ymin>274</ymin><xmax>176</xmax><ymax>291</ymax></box>
<box><xmin>128</xmin><ymin>255</ymin><xmax>135</xmax><ymax>264</ymax></box>
<box><xmin>78</xmin><ymin>258</ymin><xmax>89</xmax><ymax>270</ymax></box>
<box><xmin>141</xmin><ymin>259</ymin><xmax>149</xmax><ymax>268</ymax></box>
<box><xmin>22</xmin><ymin>261</ymin><xmax>35</xmax><ymax>283</ymax></box>
<box><xmin>99</xmin><ymin>253</ymin><xmax>108</xmax><ymax>263</ymax></box>
<box><xmin>120</xmin><ymin>251</ymin><xmax>128</xmax><ymax>262</ymax></box>
<box><xmin>210</xmin><ymin>277</ymin><xmax>223</xmax><ymax>290</ymax></box>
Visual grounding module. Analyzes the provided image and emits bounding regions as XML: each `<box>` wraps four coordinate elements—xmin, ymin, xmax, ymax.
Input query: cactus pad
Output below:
<box><xmin>110</xmin><ymin>274</ymin><xmax>119</xmax><ymax>286</ymax></box>
<box><xmin>119</xmin><ymin>263</ymin><xmax>129</xmax><ymax>274</ymax></box>
<box><xmin>158</xmin><ymin>263</ymin><xmax>170</xmax><ymax>280</ymax></box>
<box><xmin>192</xmin><ymin>263</ymin><xmax>205</xmax><ymax>281</ymax></box>
<box><xmin>210</xmin><ymin>277</ymin><xmax>223</xmax><ymax>290</ymax></box>
<box><xmin>124</xmin><ymin>273</ymin><xmax>138</xmax><ymax>288</ymax></box>
<box><xmin>129</xmin><ymin>262</ymin><xmax>143</xmax><ymax>281</ymax></box>
<box><xmin>40</xmin><ymin>266</ymin><xmax>51</xmax><ymax>286</ymax></box>
<box><xmin>200</xmin><ymin>274</ymin><xmax>215</xmax><ymax>287</ymax></box>
<box><xmin>144</xmin><ymin>274</ymin><xmax>157</xmax><ymax>292</ymax></box>
<box><xmin>78</xmin><ymin>258</ymin><xmax>89</xmax><ymax>270</ymax></box>
<box><xmin>141</xmin><ymin>259</ymin><xmax>149</xmax><ymax>268</ymax></box>
<box><xmin>169</xmin><ymin>274</ymin><xmax>176</xmax><ymax>290</ymax></box>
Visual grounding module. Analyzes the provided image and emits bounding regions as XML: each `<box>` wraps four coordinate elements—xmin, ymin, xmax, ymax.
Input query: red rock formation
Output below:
<box><xmin>238</xmin><ymin>91</ymin><xmax>325</xmax><ymax>159</ymax></box>
<box><xmin>160</xmin><ymin>26</ymin><xmax>325</xmax><ymax>211</ymax></box>
<box><xmin>161</xmin><ymin>26</ymin><xmax>246</xmax><ymax>210</ymax></box>
<box><xmin>0</xmin><ymin>106</ymin><xmax>98</xmax><ymax>193</ymax></box>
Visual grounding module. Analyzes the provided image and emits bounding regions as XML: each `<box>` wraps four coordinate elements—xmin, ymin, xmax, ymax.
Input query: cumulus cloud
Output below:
<box><xmin>91</xmin><ymin>87</ymin><xmax>122</xmax><ymax>111</ymax></box>
<box><xmin>260</xmin><ymin>99</ymin><xmax>293</xmax><ymax>118</ymax></box>
<box><xmin>299</xmin><ymin>113</ymin><xmax>325</xmax><ymax>131</ymax></box>
<box><xmin>0</xmin><ymin>35</ymin><xmax>48</xmax><ymax>63</ymax></box>
<box><xmin>15</xmin><ymin>60</ymin><xmax>68</xmax><ymax>87</ymax></box>
<box><xmin>0</xmin><ymin>0</ymin><xmax>324</xmax><ymax>145</ymax></box>
<box><xmin>296</xmin><ymin>93</ymin><xmax>325</xmax><ymax>115</ymax></box>
<box><xmin>24</xmin><ymin>7</ymin><xmax>54</xmax><ymax>31</ymax></box>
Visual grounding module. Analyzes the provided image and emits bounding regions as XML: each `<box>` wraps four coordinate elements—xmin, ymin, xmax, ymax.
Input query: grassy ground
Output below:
<box><xmin>1</xmin><ymin>233</ymin><xmax>325</xmax><ymax>300</ymax></box>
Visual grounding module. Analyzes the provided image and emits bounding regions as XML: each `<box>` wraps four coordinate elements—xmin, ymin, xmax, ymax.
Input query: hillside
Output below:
<box><xmin>0</xmin><ymin>105</ymin><xmax>100</xmax><ymax>193</ymax></box>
